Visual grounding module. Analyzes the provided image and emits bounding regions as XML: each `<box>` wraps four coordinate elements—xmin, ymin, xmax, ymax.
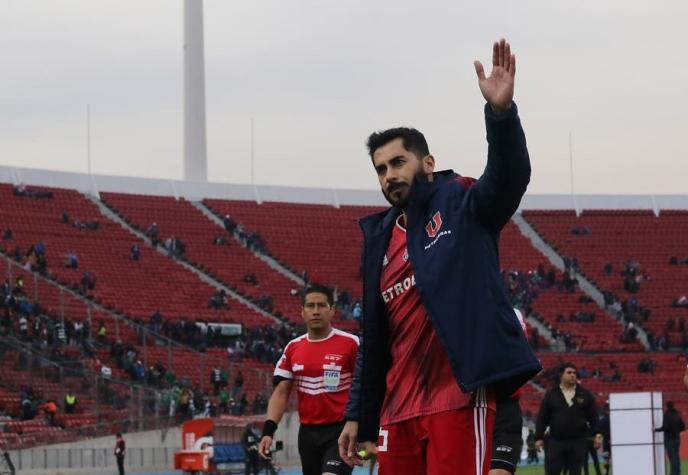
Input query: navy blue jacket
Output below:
<box><xmin>345</xmin><ymin>103</ymin><xmax>542</xmax><ymax>443</ymax></box>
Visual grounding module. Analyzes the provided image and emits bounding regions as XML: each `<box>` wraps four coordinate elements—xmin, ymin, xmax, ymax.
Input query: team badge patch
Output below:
<box><xmin>425</xmin><ymin>211</ymin><xmax>442</xmax><ymax>238</ymax></box>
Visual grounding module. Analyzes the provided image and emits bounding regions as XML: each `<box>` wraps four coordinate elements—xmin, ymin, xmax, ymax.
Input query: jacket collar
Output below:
<box><xmin>360</xmin><ymin>169</ymin><xmax>458</xmax><ymax>236</ymax></box>
<box><xmin>359</xmin><ymin>207</ymin><xmax>400</xmax><ymax>238</ymax></box>
<box><xmin>407</xmin><ymin>169</ymin><xmax>457</xmax><ymax>209</ymax></box>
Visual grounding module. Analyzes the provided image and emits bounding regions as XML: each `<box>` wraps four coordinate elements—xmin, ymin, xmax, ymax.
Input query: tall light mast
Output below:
<box><xmin>183</xmin><ymin>0</ymin><xmax>208</xmax><ymax>181</ymax></box>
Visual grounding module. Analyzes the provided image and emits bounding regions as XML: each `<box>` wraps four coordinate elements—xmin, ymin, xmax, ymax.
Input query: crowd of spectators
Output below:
<box><xmin>502</xmin><ymin>262</ymin><xmax>581</xmax><ymax>351</ymax></box>
<box><xmin>600</xmin><ymin>258</ymin><xmax>688</xmax><ymax>350</ymax></box>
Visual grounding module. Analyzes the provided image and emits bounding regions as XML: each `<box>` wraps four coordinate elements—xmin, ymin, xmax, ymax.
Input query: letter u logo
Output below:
<box><xmin>425</xmin><ymin>211</ymin><xmax>442</xmax><ymax>238</ymax></box>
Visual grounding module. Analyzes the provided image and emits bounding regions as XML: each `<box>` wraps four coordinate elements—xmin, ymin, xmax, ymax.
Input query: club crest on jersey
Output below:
<box><xmin>425</xmin><ymin>211</ymin><xmax>442</xmax><ymax>238</ymax></box>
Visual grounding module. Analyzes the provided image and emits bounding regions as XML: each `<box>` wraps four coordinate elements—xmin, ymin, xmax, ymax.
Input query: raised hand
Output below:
<box><xmin>474</xmin><ymin>38</ymin><xmax>515</xmax><ymax>114</ymax></box>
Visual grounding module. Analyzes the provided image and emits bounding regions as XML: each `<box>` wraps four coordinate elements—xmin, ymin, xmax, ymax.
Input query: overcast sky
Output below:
<box><xmin>1</xmin><ymin>1</ymin><xmax>686</xmax><ymax>195</ymax></box>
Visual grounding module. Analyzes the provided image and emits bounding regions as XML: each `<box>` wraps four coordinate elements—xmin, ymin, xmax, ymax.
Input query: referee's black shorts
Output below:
<box><xmin>490</xmin><ymin>397</ymin><xmax>524</xmax><ymax>474</ymax></box>
<box><xmin>298</xmin><ymin>421</ymin><xmax>352</xmax><ymax>475</ymax></box>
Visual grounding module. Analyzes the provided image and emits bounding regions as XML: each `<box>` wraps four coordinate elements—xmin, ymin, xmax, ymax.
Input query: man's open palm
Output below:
<box><xmin>474</xmin><ymin>38</ymin><xmax>515</xmax><ymax>114</ymax></box>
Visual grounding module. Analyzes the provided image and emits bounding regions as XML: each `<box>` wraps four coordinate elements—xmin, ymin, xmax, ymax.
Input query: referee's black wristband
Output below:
<box><xmin>262</xmin><ymin>419</ymin><xmax>278</xmax><ymax>438</ymax></box>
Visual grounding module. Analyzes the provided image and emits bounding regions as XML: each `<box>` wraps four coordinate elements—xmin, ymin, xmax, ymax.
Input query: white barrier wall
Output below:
<box><xmin>609</xmin><ymin>392</ymin><xmax>664</xmax><ymax>475</ymax></box>
<box><xmin>2</xmin><ymin>163</ymin><xmax>687</xmax><ymax>211</ymax></box>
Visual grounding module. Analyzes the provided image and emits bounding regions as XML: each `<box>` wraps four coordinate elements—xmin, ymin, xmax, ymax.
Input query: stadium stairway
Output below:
<box><xmin>0</xmin><ymin>251</ymin><xmax>186</xmax><ymax>348</ymax></box>
<box><xmin>97</xmin><ymin>192</ymin><xmax>358</xmax><ymax>332</ymax></box>
<box><xmin>512</xmin><ymin>212</ymin><xmax>648</xmax><ymax>351</ymax></box>
<box><xmin>0</xmin><ymin>253</ymin><xmax>263</xmax><ymax>405</ymax></box>
<box><xmin>521</xmin><ymin>210</ymin><xmax>688</xmax><ymax>347</ymax></box>
<box><xmin>191</xmin><ymin>200</ymin><xmax>305</xmax><ymax>286</ymax></box>
<box><xmin>197</xmin><ymin>199</ymin><xmax>358</xmax><ymax>332</ymax></box>
<box><xmin>0</xmin><ymin>336</ymin><xmax>142</xmax><ymax>449</ymax></box>
<box><xmin>0</xmin><ymin>184</ymin><xmax>260</xmax><ymax>326</ymax></box>
<box><xmin>85</xmin><ymin>192</ymin><xmax>278</xmax><ymax>327</ymax></box>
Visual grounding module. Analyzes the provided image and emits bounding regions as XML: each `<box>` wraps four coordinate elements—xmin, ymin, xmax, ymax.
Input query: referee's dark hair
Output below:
<box><xmin>301</xmin><ymin>284</ymin><xmax>334</xmax><ymax>307</ymax></box>
<box><xmin>366</xmin><ymin>127</ymin><xmax>430</xmax><ymax>161</ymax></box>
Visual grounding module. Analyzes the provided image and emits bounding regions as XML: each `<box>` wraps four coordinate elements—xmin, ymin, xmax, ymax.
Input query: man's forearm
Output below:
<box><xmin>265</xmin><ymin>380</ymin><xmax>292</xmax><ymax>425</ymax></box>
<box><xmin>473</xmin><ymin>102</ymin><xmax>530</xmax><ymax>232</ymax></box>
<box><xmin>266</xmin><ymin>394</ymin><xmax>288</xmax><ymax>424</ymax></box>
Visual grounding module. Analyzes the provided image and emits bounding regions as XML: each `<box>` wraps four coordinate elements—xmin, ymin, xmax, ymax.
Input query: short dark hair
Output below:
<box><xmin>116</xmin><ymin>432</ymin><xmax>122</xmax><ymax>438</ymax></box>
<box><xmin>366</xmin><ymin>127</ymin><xmax>429</xmax><ymax>160</ymax></box>
<box><xmin>559</xmin><ymin>362</ymin><xmax>577</xmax><ymax>377</ymax></box>
<box><xmin>302</xmin><ymin>284</ymin><xmax>334</xmax><ymax>306</ymax></box>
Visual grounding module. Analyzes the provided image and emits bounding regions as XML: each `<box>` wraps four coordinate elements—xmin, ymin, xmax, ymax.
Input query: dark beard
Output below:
<box><xmin>382</xmin><ymin>182</ymin><xmax>410</xmax><ymax>209</ymax></box>
<box><xmin>381</xmin><ymin>166</ymin><xmax>426</xmax><ymax>209</ymax></box>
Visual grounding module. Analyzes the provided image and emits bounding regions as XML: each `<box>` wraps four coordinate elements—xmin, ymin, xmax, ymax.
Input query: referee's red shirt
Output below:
<box><xmin>274</xmin><ymin>329</ymin><xmax>359</xmax><ymax>425</ymax></box>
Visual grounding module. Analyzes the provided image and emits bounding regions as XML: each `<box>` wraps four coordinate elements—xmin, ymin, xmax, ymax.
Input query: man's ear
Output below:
<box><xmin>422</xmin><ymin>155</ymin><xmax>435</xmax><ymax>176</ymax></box>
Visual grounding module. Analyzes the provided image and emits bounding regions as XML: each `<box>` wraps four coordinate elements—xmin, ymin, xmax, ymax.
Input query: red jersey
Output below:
<box><xmin>379</xmin><ymin>217</ymin><xmax>492</xmax><ymax>425</ymax></box>
<box><xmin>274</xmin><ymin>328</ymin><xmax>359</xmax><ymax>425</ymax></box>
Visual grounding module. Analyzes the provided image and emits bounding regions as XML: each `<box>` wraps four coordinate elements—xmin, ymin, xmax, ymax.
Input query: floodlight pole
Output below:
<box><xmin>183</xmin><ymin>0</ymin><xmax>208</xmax><ymax>182</ymax></box>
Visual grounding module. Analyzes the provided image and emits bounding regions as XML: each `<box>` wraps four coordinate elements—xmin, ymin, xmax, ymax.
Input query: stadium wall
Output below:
<box><xmin>4</xmin><ymin>412</ymin><xmax>306</xmax><ymax>474</ymax></box>
<box><xmin>2</xmin><ymin>164</ymin><xmax>687</xmax><ymax>211</ymax></box>
<box><xmin>6</xmin><ymin>427</ymin><xmax>181</xmax><ymax>474</ymax></box>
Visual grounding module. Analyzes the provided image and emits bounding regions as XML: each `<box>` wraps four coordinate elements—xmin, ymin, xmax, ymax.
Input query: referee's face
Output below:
<box><xmin>302</xmin><ymin>292</ymin><xmax>334</xmax><ymax>334</ymax></box>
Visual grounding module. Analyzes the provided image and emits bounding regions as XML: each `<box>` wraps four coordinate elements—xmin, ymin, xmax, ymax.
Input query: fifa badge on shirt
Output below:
<box><xmin>323</xmin><ymin>363</ymin><xmax>342</xmax><ymax>391</ymax></box>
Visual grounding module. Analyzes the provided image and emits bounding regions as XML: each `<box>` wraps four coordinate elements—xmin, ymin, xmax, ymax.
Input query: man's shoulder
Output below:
<box><xmin>575</xmin><ymin>385</ymin><xmax>594</xmax><ymax>397</ymax></box>
<box><xmin>283</xmin><ymin>333</ymin><xmax>309</xmax><ymax>351</ymax></box>
<box><xmin>433</xmin><ymin>170</ymin><xmax>477</xmax><ymax>192</ymax></box>
<box><xmin>359</xmin><ymin>207</ymin><xmax>405</xmax><ymax>241</ymax></box>
<box><xmin>331</xmin><ymin>328</ymin><xmax>360</xmax><ymax>346</ymax></box>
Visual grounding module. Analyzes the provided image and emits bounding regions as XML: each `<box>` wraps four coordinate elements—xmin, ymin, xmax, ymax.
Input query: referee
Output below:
<box><xmin>259</xmin><ymin>284</ymin><xmax>359</xmax><ymax>475</ymax></box>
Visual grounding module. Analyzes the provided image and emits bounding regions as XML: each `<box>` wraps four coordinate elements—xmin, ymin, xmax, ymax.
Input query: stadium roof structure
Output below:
<box><xmin>1</xmin><ymin>164</ymin><xmax>687</xmax><ymax>215</ymax></box>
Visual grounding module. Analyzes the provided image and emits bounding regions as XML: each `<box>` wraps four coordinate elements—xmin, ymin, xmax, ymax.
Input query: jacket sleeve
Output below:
<box><xmin>344</xmin><ymin>337</ymin><xmax>363</xmax><ymax>421</ymax></box>
<box><xmin>535</xmin><ymin>391</ymin><xmax>551</xmax><ymax>440</ymax></box>
<box><xmin>584</xmin><ymin>390</ymin><xmax>601</xmax><ymax>435</ymax></box>
<box><xmin>468</xmin><ymin>102</ymin><xmax>530</xmax><ymax>233</ymax></box>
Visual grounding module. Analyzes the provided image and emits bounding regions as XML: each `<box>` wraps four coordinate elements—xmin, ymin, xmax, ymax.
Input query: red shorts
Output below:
<box><xmin>376</xmin><ymin>405</ymin><xmax>495</xmax><ymax>475</ymax></box>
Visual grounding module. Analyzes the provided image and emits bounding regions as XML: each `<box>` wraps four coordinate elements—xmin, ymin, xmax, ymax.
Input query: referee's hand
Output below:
<box><xmin>258</xmin><ymin>436</ymin><xmax>272</xmax><ymax>459</ymax></box>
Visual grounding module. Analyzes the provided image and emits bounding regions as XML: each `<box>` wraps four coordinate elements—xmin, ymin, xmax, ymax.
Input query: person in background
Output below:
<box><xmin>114</xmin><ymin>432</ymin><xmax>126</xmax><ymax>475</ymax></box>
<box><xmin>535</xmin><ymin>363</ymin><xmax>602</xmax><ymax>475</ymax></box>
<box><xmin>64</xmin><ymin>392</ymin><xmax>77</xmax><ymax>414</ymax></box>
<box><xmin>655</xmin><ymin>401</ymin><xmax>685</xmax><ymax>475</ymax></box>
